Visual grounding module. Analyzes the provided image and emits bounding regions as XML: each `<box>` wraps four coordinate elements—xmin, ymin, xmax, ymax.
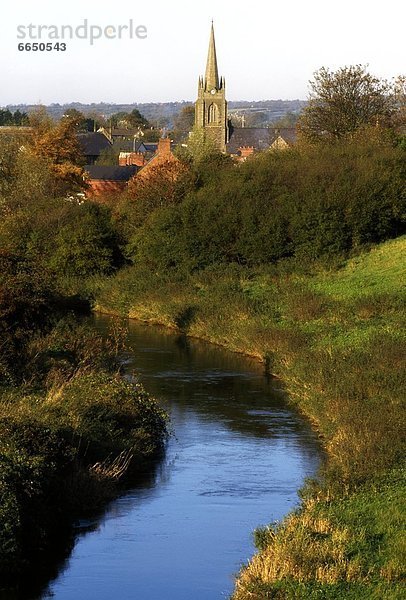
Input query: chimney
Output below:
<box><xmin>119</xmin><ymin>152</ymin><xmax>146</xmax><ymax>167</ymax></box>
<box><xmin>158</xmin><ymin>137</ymin><xmax>171</xmax><ymax>157</ymax></box>
<box><xmin>239</xmin><ymin>146</ymin><xmax>255</xmax><ymax>160</ymax></box>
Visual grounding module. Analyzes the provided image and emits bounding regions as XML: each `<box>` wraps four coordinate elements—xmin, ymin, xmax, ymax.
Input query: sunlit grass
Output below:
<box><xmin>309</xmin><ymin>236</ymin><xmax>406</xmax><ymax>300</ymax></box>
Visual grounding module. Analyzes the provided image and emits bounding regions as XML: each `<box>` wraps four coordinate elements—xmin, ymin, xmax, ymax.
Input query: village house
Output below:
<box><xmin>84</xmin><ymin>137</ymin><xmax>177</xmax><ymax>196</ymax></box>
<box><xmin>85</xmin><ymin>164</ymin><xmax>138</xmax><ymax>196</ymax></box>
<box><xmin>136</xmin><ymin>137</ymin><xmax>178</xmax><ymax>179</ymax></box>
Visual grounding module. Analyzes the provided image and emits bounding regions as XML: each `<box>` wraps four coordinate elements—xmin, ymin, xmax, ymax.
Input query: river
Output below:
<box><xmin>36</xmin><ymin>316</ymin><xmax>321</xmax><ymax>599</ymax></box>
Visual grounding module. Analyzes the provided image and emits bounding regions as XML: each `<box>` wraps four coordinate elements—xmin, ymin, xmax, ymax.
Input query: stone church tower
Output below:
<box><xmin>195</xmin><ymin>23</ymin><xmax>229</xmax><ymax>152</ymax></box>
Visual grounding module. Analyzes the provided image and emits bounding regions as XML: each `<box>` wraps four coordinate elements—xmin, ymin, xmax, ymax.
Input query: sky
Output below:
<box><xmin>1</xmin><ymin>0</ymin><xmax>404</xmax><ymax>105</ymax></box>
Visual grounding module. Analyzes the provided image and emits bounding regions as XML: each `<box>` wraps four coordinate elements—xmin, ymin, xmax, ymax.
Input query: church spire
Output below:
<box><xmin>204</xmin><ymin>22</ymin><xmax>220</xmax><ymax>91</ymax></box>
<box><xmin>195</xmin><ymin>22</ymin><xmax>228</xmax><ymax>152</ymax></box>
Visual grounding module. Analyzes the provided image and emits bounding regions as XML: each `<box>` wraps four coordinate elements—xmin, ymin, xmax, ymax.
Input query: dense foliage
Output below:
<box><xmin>0</xmin><ymin>108</ymin><xmax>29</xmax><ymax>126</ymax></box>
<box><xmin>113</xmin><ymin>128</ymin><xmax>405</xmax><ymax>275</ymax></box>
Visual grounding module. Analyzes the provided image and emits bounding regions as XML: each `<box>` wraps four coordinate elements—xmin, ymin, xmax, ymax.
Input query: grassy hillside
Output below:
<box><xmin>310</xmin><ymin>237</ymin><xmax>405</xmax><ymax>299</ymax></box>
<box><xmin>97</xmin><ymin>235</ymin><xmax>405</xmax><ymax>598</ymax></box>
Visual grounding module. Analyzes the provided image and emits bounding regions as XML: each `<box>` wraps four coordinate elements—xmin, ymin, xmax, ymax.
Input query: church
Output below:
<box><xmin>194</xmin><ymin>23</ymin><xmax>296</xmax><ymax>157</ymax></box>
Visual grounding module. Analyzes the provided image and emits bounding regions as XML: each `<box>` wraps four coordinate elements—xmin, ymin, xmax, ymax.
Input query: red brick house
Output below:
<box><xmin>137</xmin><ymin>138</ymin><xmax>179</xmax><ymax>179</ymax></box>
<box><xmin>85</xmin><ymin>165</ymin><xmax>138</xmax><ymax>196</ymax></box>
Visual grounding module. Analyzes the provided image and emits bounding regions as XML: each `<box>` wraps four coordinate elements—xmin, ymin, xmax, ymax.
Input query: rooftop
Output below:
<box><xmin>77</xmin><ymin>132</ymin><xmax>112</xmax><ymax>157</ymax></box>
<box><xmin>226</xmin><ymin>126</ymin><xmax>297</xmax><ymax>154</ymax></box>
<box><xmin>85</xmin><ymin>165</ymin><xmax>138</xmax><ymax>181</ymax></box>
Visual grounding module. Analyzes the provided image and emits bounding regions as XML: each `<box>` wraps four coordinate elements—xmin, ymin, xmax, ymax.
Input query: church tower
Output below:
<box><xmin>195</xmin><ymin>23</ymin><xmax>228</xmax><ymax>152</ymax></box>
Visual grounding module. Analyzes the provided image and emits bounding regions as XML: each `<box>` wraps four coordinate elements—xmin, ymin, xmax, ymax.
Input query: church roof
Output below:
<box><xmin>272</xmin><ymin>128</ymin><xmax>297</xmax><ymax>145</ymax></box>
<box><xmin>226</xmin><ymin>127</ymin><xmax>297</xmax><ymax>154</ymax></box>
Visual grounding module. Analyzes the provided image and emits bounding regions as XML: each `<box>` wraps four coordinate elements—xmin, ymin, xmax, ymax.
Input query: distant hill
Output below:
<box><xmin>4</xmin><ymin>100</ymin><xmax>306</xmax><ymax>128</ymax></box>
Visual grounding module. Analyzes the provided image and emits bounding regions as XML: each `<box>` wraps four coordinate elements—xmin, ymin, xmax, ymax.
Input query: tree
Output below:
<box><xmin>50</xmin><ymin>203</ymin><xmax>120</xmax><ymax>277</ymax></box>
<box><xmin>0</xmin><ymin>108</ymin><xmax>29</xmax><ymax>126</ymax></box>
<box><xmin>128</xmin><ymin>109</ymin><xmax>150</xmax><ymax>128</ymax></box>
<box><xmin>172</xmin><ymin>105</ymin><xmax>195</xmax><ymax>142</ymax></box>
<box><xmin>62</xmin><ymin>108</ymin><xmax>88</xmax><ymax>131</ymax></box>
<box><xmin>95</xmin><ymin>147</ymin><xmax>120</xmax><ymax>166</ymax></box>
<box><xmin>12</xmin><ymin>110</ymin><xmax>29</xmax><ymax>126</ymax></box>
<box><xmin>123</xmin><ymin>160</ymin><xmax>192</xmax><ymax>231</ymax></box>
<box><xmin>299</xmin><ymin>65</ymin><xmax>394</xmax><ymax>141</ymax></box>
<box><xmin>29</xmin><ymin>109</ymin><xmax>86</xmax><ymax>195</ymax></box>
<box><xmin>0</xmin><ymin>109</ymin><xmax>13</xmax><ymax>126</ymax></box>
<box><xmin>184</xmin><ymin>126</ymin><xmax>222</xmax><ymax>163</ymax></box>
<box><xmin>110</xmin><ymin>109</ymin><xmax>150</xmax><ymax>129</ymax></box>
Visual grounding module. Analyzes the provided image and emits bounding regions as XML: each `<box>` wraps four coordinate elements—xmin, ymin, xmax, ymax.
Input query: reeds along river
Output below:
<box><xmin>36</xmin><ymin>316</ymin><xmax>322</xmax><ymax>600</ymax></box>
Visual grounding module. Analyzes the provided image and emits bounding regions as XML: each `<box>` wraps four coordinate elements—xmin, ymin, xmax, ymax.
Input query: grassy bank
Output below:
<box><xmin>0</xmin><ymin>318</ymin><xmax>168</xmax><ymax>591</ymax></box>
<box><xmin>96</xmin><ymin>235</ymin><xmax>405</xmax><ymax>598</ymax></box>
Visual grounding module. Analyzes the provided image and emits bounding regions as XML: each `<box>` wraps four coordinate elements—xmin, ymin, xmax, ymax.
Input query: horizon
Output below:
<box><xmin>3</xmin><ymin>98</ymin><xmax>307</xmax><ymax>108</ymax></box>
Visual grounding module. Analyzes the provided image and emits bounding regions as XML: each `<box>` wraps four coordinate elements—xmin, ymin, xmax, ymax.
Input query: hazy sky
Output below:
<box><xmin>1</xmin><ymin>0</ymin><xmax>404</xmax><ymax>105</ymax></box>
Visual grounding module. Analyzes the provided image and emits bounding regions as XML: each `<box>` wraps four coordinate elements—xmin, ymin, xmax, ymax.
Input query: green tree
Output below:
<box><xmin>127</xmin><ymin>109</ymin><xmax>150</xmax><ymax>128</ymax></box>
<box><xmin>50</xmin><ymin>203</ymin><xmax>121</xmax><ymax>278</ymax></box>
<box><xmin>12</xmin><ymin>110</ymin><xmax>29</xmax><ymax>126</ymax></box>
<box><xmin>0</xmin><ymin>109</ymin><xmax>13</xmax><ymax>126</ymax></box>
<box><xmin>62</xmin><ymin>108</ymin><xmax>88</xmax><ymax>131</ymax></box>
<box><xmin>110</xmin><ymin>109</ymin><xmax>150</xmax><ymax>129</ymax></box>
<box><xmin>172</xmin><ymin>105</ymin><xmax>195</xmax><ymax>142</ymax></box>
<box><xmin>95</xmin><ymin>147</ymin><xmax>120</xmax><ymax>166</ymax></box>
<box><xmin>0</xmin><ymin>109</ymin><xmax>29</xmax><ymax>126</ymax></box>
<box><xmin>299</xmin><ymin>65</ymin><xmax>394</xmax><ymax>141</ymax></box>
<box><xmin>184</xmin><ymin>126</ymin><xmax>224</xmax><ymax>164</ymax></box>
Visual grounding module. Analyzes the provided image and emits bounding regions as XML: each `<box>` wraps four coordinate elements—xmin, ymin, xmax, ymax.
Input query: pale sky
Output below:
<box><xmin>1</xmin><ymin>0</ymin><xmax>404</xmax><ymax>105</ymax></box>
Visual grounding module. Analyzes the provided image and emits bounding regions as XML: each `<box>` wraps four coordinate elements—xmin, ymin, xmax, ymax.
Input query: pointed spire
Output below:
<box><xmin>205</xmin><ymin>22</ymin><xmax>219</xmax><ymax>91</ymax></box>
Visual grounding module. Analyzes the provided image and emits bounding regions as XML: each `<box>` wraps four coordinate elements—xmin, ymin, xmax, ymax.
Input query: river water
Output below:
<box><xmin>37</xmin><ymin>317</ymin><xmax>321</xmax><ymax>599</ymax></box>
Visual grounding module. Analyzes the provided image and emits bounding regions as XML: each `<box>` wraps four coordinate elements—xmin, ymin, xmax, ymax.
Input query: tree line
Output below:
<box><xmin>0</xmin><ymin>108</ymin><xmax>29</xmax><ymax>126</ymax></box>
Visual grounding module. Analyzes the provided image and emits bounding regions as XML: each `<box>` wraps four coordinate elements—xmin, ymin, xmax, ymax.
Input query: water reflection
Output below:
<box><xmin>27</xmin><ymin>317</ymin><xmax>321</xmax><ymax>600</ymax></box>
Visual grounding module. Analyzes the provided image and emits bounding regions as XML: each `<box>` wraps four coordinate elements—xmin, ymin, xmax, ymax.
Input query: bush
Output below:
<box><xmin>42</xmin><ymin>371</ymin><xmax>168</xmax><ymax>460</ymax></box>
<box><xmin>0</xmin><ymin>316</ymin><xmax>168</xmax><ymax>581</ymax></box>
<box><xmin>50</xmin><ymin>203</ymin><xmax>122</xmax><ymax>278</ymax></box>
<box><xmin>0</xmin><ymin>417</ymin><xmax>74</xmax><ymax>579</ymax></box>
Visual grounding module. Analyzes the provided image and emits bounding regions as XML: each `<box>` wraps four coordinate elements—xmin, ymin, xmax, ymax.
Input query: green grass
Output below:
<box><xmin>233</xmin><ymin>469</ymin><xmax>405</xmax><ymax>599</ymax></box>
<box><xmin>310</xmin><ymin>236</ymin><xmax>406</xmax><ymax>300</ymax></box>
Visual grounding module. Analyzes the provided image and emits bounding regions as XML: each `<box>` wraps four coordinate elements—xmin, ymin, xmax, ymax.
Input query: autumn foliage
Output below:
<box><xmin>29</xmin><ymin>110</ymin><xmax>86</xmax><ymax>195</ymax></box>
